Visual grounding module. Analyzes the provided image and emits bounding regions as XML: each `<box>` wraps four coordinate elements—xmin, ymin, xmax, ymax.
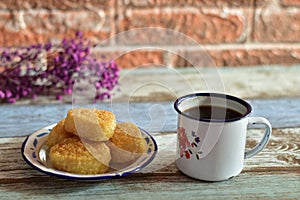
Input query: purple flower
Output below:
<box><xmin>0</xmin><ymin>32</ymin><xmax>120</xmax><ymax>103</ymax></box>
<box><xmin>0</xmin><ymin>90</ymin><xmax>5</xmax><ymax>98</ymax></box>
<box><xmin>5</xmin><ymin>91</ymin><xmax>12</xmax><ymax>98</ymax></box>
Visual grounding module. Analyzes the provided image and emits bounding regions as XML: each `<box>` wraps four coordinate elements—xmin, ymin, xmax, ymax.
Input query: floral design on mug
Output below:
<box><xmin>178</xmin><ymin>127</ymin><xmax>202</xmax><ymax>160</ymax></box>
<box><xmin>178</xmin><ymin>127</ymin><xmax>191</xmax><ymax>158</ymax></box>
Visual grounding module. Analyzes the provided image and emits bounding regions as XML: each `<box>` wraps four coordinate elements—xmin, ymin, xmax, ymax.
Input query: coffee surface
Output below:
<box><xmin>184</xmin><ymin>105</ymin><xmax>243</xmax><ymax>120</ymax></box>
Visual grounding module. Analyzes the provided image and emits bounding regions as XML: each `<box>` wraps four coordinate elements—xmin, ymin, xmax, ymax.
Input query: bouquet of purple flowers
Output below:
<box><xmin>0</xmin><ymin>32</ymin><xmax>120</xmax><ymax>103</ymax></box>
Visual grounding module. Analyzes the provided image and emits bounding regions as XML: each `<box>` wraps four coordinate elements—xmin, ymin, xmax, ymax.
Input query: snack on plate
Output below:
<box><xmin>46</xmin><ymin>108</ymin><xmax>148</xmax><ymax>174</ymax></box>
<box><xmin>108</xmin><ymin>122</ymin><xmax>148</xmax><ymax>163</ymax></box>
<box><xmin>64</xmin><ymin>108</ymin><xmax>116</xmax><ymax>142</ymax></box>
<box><xmin>44</xmin><ymin>119</ymin><xmax>73</xmax><ymax>148</ymax></box>
<box><xmin>49</xmin><ymin>136</ymin><xmax>111</xmax><ymax>174</ymax></box>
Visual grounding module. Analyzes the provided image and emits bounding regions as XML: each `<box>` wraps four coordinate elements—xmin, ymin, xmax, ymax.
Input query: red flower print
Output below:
<box><xmin>178</xmin><ymin>127</ymin><xmax>202</xmax><ymax>160</ymax></box>
<box><xmin>178</xmin><ymin>127</ymin><xmax>191</xmax><ymax>158</ymax></box>
<box><xmin>184</xmin><ymin>151</ymin><xmax>190</xmax><ymax>159</ymax></box>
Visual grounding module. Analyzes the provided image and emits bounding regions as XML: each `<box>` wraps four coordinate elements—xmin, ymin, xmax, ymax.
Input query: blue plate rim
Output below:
<box><xmin>21</xmin><ymin>124</ymin><xmax>158</xmax><ymax>180</ymax></box>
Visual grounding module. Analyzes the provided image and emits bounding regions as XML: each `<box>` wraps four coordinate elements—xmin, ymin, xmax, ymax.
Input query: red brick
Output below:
<box><xmin>0</xmin><ymin>0</ymin><xmax>114</xmax><ymax>10</ymax></box>
<box><xmin>280</xmin><ymin>0</ymin><xmax>300</xmax><ymax>7</ymax></box>
<box><xmin>91</xmin><ymin>49</ymin><xmax>165</xmax><ymax>69</ymax></box>
<box><xmin>0</xmin><ymin>10</ymin><xmax>111</xmax><ymax>47</ymax></box>
<box><xmin>210</xmin><ymin>49</ymin><xmax>300</xmax><ymax>66</ymax></box>
<box><xmin>117</xmin><ymin>9</ymin><xmax>247</xmax><ymax>44</ymax></box>
<box><xmin>169</xmin><ymin>51</ymin><xmax>186</xmax><ymax>67</ymax></box>
<box><xmin>253</xmin><ymin>8</ymin><xmax>300</xmax><ymax>42</ymax></box>
<box><xmin>172</xmin><ymin>48</ymin><xmax>300</xmax><ymax>67</ymax></box>
<box><xmin>126</xmin><ymin>0</ymin><xmax>253</xmax><ymax>7</ymax></box>
<box><xmin>169</xmin><ymin>50</ymin><xmax>216</xmax><ymax>67</ymax></box>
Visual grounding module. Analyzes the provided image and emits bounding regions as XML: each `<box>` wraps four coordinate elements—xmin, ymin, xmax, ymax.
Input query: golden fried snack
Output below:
<box><xmin>44</xmin><ymin>119</ymin><xmax>73</xmax><ymax>148</ymax></box>
<box><xmin>108</xmin><ymin>122</ymin><xmax>148</xmax><ymax>164</ymax></box>
<box><xmin>49</xmin><ymin>136</ymin><xmax>111</xmax><ymax>174</ymax></box>
<box><xmin>64</xmin><ymin>108</ymin><xmax>116</xmax><ymax>141</ymax></box>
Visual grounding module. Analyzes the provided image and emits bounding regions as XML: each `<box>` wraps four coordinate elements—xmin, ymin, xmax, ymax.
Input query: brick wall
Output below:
<box><xmin>1</xmin><ymin>0</ymin><xmax>300</xmax><ymax>68</ymax></box>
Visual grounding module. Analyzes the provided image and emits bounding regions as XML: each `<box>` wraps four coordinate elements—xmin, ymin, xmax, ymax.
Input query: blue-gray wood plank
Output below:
<box><xmin>1</xmin><ymin>98</ymin><xmax>300</xmax><ymax>137</ymax></box>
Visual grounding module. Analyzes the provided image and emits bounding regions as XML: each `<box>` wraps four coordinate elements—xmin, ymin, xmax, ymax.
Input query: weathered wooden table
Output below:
<box><xmin>1</xmin><ymin>66</ymin><xmax>299</xmax><ymax>199</ymax></box>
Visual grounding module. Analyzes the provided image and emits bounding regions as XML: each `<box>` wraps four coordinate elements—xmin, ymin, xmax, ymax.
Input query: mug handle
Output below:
<box><xmin>244</xmin><ymin>117</ymin><xmax>272</xmax><ymax>159</ymax></box>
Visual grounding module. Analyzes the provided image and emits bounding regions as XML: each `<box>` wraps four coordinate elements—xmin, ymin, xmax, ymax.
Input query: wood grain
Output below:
<box><xmin>2</xmin><ymin>129</ymin><xmax>298</xmax><ymax>177</ymax></box>
<box><xmin>1</xmin><ymin>66</ymin><xmax>300</xmax><ymax>199</ymax></box>
<box><xmin>0</xmin><ymin>129</ymin><xmax>299</xmax><ymax>199</ymax></box>
<box><xmin>8</xmin><ymin>66</ymin><xmax>300</xmax><ymax>105</ymax></box>
<box><xmin>1</xmin><ymin>98</ymin><xmax>300</xmax><ymax>138</ymax></box>
<box><xmin>84</xmin><ymin>64</ymin><xmax>300</xmax><ymax>102</ymax></box>
<box><xmin>0</xmin><ymin>173</ymin><xmax>299</xmax><ymax>200</ymax></box>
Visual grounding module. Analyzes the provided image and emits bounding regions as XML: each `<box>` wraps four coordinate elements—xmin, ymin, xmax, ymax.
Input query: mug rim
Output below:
<box><xmin>174</xmin><ymin>92</ymin><xmax>252</xmax><ymax>123</ymax></box>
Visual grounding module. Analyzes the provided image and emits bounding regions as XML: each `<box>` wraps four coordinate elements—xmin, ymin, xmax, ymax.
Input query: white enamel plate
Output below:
<box><xmin>22</xmin><ymin>124</ymin><xmax>157</xmax><ymax>180</ymax></box>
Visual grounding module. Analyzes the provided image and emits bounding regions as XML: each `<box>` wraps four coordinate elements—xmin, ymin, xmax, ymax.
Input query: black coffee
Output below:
<box><xmin>184</xmin><ymin>105</ymin><xmax>243</xmax><ymax>120</ymax></box>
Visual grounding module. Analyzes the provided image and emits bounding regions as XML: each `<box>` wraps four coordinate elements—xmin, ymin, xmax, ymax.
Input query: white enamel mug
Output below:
<box><xmin>174</xmin><ymin>93</ymin><xmax>272</xmax><ymax>181</ymax></box>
